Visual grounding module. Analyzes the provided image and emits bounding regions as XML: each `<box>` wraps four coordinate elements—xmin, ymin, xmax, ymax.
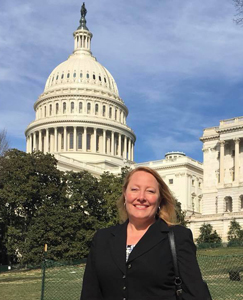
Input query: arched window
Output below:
<box><xmin>109</xmin><ymin>107</ymin><xmax>112</xmax><ymax>118</ymax></box>
<box><xmin>87</xmin><ymin>103</ymin><xmax>91</xmax><ymax>114</ymax></box>
<box><xmin>225</xmin><ymin>196</ymin><xmax>233</xmax><ymax>212</ymax></box>
<box><xmin>102</xmin><ymin>105</ymin><xmax>106</xmax><ymax>117</ymax></box>
<box><xmin>63</xmin><ymin>102</ymin><xmax>66</xmax><ymax>114</ymax></box>
<box><xmin>79</xmin><ymin>102</ymin><xmax>83</xmax><ymax>113</ymax></box>
<box><xmin>56</xmin><ymin>103</ymin><xmax>59</xmax><ymax>114</ymax></box>
<box><xmin>78</xmin><ymin>132</ymin><xmax>82</xmax><ymax>149</ymax></box>
<box><xmin>95</xmin><ymin>104</ymin><xmax>99</xmax><ymax>115</ymax></box>
<box><xmin>69</xmin><ymin>132</ymin><xmax>74</xmax><ymax>149</ymax></box>
<box><xmin>71</xmin><ymin>102</ymin><xmax>74</xmax><ymax>113</ymax></box>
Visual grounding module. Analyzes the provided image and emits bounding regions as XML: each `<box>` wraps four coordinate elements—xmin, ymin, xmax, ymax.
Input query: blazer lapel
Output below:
<box><xmin>127</xmin><ymin>218</ymin><xmax>169</xmax><ymax>263</ymax></box>
<box><xmin>109</xmin><ymin>220</ymin><xmax>128</xmax><ymax>274</ymax></box>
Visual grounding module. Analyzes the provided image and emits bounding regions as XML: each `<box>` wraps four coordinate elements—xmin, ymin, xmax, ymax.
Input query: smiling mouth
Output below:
<box><xmin>134</xmin><ymin>205</ymin><xmax>149</xmax><ymax>210</ymax></box>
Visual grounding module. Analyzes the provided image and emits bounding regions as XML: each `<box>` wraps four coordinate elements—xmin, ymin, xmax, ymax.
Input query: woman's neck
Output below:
<box><xmin>126</xmin><ymin>218</ymin><xmax>156</xmax><ymax>245</ymax></box>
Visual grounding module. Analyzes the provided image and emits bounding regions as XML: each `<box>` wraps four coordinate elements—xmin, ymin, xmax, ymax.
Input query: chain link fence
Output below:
<box><xmin>39</xmin><ymin>254</ymin><xmax>243</xmax><ymax>300</ymax></box>
<box><xmin>1</xmin><ymin>252</ymin><xmax>242</xmax><ymax>300</ymax></box>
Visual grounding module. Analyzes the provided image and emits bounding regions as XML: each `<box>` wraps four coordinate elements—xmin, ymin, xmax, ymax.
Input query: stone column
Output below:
<box><xmin>219</xmin><ymin>140</ymin><xmax>225</xmax><ymax>184</ymax></box>
<box><xmin>33</xmin><ymin>132</ymin><xmax>36</xmax><ymax>151</ymax></box>
<box><xmin>30</xmin><ymin>134</ymin><xmax>33</xmax><ymax>153</ymax></box>
<box><xmin>118</xmin><ymin>134</ymin><xmax>121</xmax><ymax>157</ymax></box>
<box><xmin>73</xmin><ymin>126</ymin><xmax>77</xmax><ymax>151</ymax></box>
<box><xmin>123</xmin><ymin>136</ymin><xmax>127</xmax><ymax>159</ymax></box>
<box><xmin>234</xmin><ymin>138</ymin><xmax>240</xmax><ymax>183</ymax></box>
<box><xmin>64</xmin><ymin>127</ymin><xmax>67</xmax><ymax>151</ymax></box>
<box><xmin>93</xmin><ymin>128</ymin><xmax>97</xmax><ymax>153</ymax></box>
<box><xmin>131</xmin><ymin>142</ymin><xmax>134</xmax><ymax>161</ymax></box>
<box><xmin>83</xmin><ymin>127</ymin><xmax>87</xmax><ymax>151</ymax></box>
<box><xmin>54</xmin><ymin>128</ymin><xmax>58</xmax><ymax>152</ymax></box>
<box><xmin>111</xmin><ymin>131</ymin><xmax>114</xmax><ymax>156</ymax></box>
<box><xmin>46</xmin><ymin>129</ymin><xmax>49</xmax><ymax>153</ymax></box>
<box><xmin>103</xmin><ymin>129</ymin><xmax>106</xmax><ymax>154</ymax></box>
<box><xmin>39</xmin><ymin>130</ymin><xmax>42</xmax><ymax>152</ymax></box>
<box><xmin>128</xmin><ymin>139</ymin><xmax>131</xmax><ymax>160</ymax></box>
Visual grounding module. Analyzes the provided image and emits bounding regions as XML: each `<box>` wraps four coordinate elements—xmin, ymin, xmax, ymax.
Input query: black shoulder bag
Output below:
<box><xmin>168</xmin><ymin>228</ymin><xmax>212</xmax><ymax>300</ymax></box>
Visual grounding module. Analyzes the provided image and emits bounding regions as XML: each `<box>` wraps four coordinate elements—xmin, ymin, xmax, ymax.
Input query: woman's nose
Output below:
<box><xmin>137</xmin><ymin>190</ymin><xmax>146</xmax><ymax>200</ymax></box>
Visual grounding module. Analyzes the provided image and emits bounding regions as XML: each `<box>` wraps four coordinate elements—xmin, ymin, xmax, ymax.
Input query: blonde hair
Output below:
<box><xmin>117</xmin><ymin>166</ymin><xmax>177</xmax><ymax>225</ymax></box>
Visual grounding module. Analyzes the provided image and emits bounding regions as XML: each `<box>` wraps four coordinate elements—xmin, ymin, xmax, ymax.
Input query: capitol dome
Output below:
<box><xmin>25</xmin><ymin>3</ymin><xmax>136</xmax><ymax>174</ymax></box>
<box><xmin>44</xmin><ymin>49</ymin><xmax>119</xmax><ymax>97</ymax></box>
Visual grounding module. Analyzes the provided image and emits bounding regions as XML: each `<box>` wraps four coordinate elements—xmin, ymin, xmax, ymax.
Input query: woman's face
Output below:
<box><xmin>124</xmin><ymin>171</ymin><xmax>160</xmax><ymax>223</ymax></box>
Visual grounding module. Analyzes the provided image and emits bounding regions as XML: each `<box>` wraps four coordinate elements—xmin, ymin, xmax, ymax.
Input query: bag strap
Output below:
<box><xmin>168</xmin><ymin>227</ymin><xmax>183</xmax><ymax>298</ymax></box>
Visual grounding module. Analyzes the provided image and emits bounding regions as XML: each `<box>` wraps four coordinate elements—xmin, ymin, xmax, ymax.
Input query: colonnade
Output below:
<box><xmin>26</xmin><ymin>126</ymin><xmax>134</xmax><ymax>161</ymax></box>
<box><xmin>219</xmin><ymin>138</ymin><xmax>241</xmax><ymax>184</ymax></box>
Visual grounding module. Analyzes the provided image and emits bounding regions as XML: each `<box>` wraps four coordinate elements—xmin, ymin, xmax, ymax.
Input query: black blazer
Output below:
<box><xmin>81</xmin><ymin>218</ymin><xmax>206</xmax><ymax>300</ymax></box>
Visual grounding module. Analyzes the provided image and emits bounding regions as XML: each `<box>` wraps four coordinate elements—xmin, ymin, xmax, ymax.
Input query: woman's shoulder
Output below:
<box><xmin>95</xmin><ymin>222</ymin><xmax>126</xmax><ymax>238</ymax></box>
<box><xmin>170</xmin><ymin>224</ymin><xmax>193</xmax><ymax>241</ymax></box>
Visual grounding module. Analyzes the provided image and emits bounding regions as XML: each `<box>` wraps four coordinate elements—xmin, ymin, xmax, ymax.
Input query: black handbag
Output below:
<box><xmin>168</xmin><ymin>228</ymin><xmax>212</xmax><ymax>300</ymax></box>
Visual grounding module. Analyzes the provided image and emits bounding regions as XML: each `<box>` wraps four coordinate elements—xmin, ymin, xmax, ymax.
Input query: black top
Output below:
<box><xmin>81</xmin><ymin>218</ymin><xmax>206</xmax><ymax>300</ymax></box>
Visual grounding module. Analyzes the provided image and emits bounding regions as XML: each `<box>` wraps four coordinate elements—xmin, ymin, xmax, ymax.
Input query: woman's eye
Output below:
<box><xmin>131</xmin><ymin>188</ymin><xmax>138</xmax><ymax>191</ymax></box>
<box><xmin>148</xmin><ymin>190</ymin><xmax>155</xmax><ymax>193</ymax></box>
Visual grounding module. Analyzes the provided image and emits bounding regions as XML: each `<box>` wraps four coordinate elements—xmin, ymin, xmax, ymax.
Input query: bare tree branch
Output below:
<box><xmin>233</xmin><ymin>0</ymin><xmax>243</xmax><ymax>25</ymax></box>
<box><xmin>0</xmin><ymin>129</ymin><xmax>9</xmax><ymax>156</ymax></box>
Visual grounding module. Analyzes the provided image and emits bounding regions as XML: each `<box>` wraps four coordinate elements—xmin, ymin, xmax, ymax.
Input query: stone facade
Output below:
<box><xmin>187</xmin><ymin>117</ymin><xmax>243</xmax><ymax>241</ymax></box>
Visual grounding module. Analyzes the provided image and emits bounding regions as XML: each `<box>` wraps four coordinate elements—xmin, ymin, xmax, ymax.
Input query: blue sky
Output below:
<box><xmin>1</xmin><ymin>0</ymin><xmax>243</xmax><ymax>163</ymax></box>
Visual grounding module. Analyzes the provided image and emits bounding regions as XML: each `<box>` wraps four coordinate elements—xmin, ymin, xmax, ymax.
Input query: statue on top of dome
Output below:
<box><xmin>81</xmin><ymin>3</ymin><xmax>87</xmax><ymax>17</ymax></box>
<box><xmin>78</xmin><ymin>2</ymin><xmax>89</xmax><ymax>30</ymax></box>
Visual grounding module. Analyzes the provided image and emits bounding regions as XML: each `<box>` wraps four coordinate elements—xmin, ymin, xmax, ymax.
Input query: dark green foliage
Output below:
<box><xmin>196</xmin><ymin>223</ymin><xmax>222</xmax><ymax>248</ymax></box>
<box><xmin>227</xmin><ymin>219</ymin><xmax>243</xmax><ymax>247</ymax></box>
<box><xmin>175</xmin><ymin>199</ymin><xmax>188</xmax><ymax>227</ymax></box>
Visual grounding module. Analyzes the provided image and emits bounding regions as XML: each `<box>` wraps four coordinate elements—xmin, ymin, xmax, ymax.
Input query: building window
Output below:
<box><xmin>44</xmin><ymin>106</ymin><xmax>46</xmax><ymax>117</ymax></box>
<box><xmin>61</xmin><ymin>133</ymin><xmax>64</xmax><ymax>149</ymax></box>
<box><xmin>87</xmin><ymin>103</ymin><xmax>91</xmax><ymax>114</ymax></box>
<box><xmin>56</xmin><ymin>103</ymin><xmax>59</xmax><ymax>114</ymax></box>
<box><xmin>109</xmin><ymin>107</ymin><xmax>112</xmax><ymax>118</ymax></box>
<box><xmin>97</xmin><ymin>135</ymin><xmax>99</xmax><ymax>152</ymax></box>
<box><xmin>86</xmin><ymin>73</ymin><xmax>89</xmax><ymax>79</ymax></box>
<box><xmin>71</xmin><ymin>102</ymin><xmax>74</xmax><ymax>113</ymax></box>
<box><xmin>87</xmin><ymin>134</ymin><xmax>91</xmax><ymax>150</ymax></box>
<box><xmin>63</xmin><ymin>102</ymin><xmax>66</xmax><ymax>114</ymax></box>
<box><xmin>103</xmin><ymin>105</ymin><xmax>106</xmax><ymax>117</ymax></box>
<box><xmin>69</xmin><ymin>132</ymin><xmax>74</xmax><ymax>149</ymax></box>
<box><xmin>73</xmin><ymin>72</ymin><xmax>76</xmax><ymax>78</ymax></box>
<box><xmin>56</xmin><ymin>75</ymin><xmax>58</xmax><ymax>80</ymax></box>
<box><xmin>49</xmin><ymin>104</ymin><xmax>52</xmax><ymax>116</ymax></box>
<box><xmin>240</xmin><ymin>195</ymin><xmax>243</xmax><ymax>210</ymax></box>
<box><xmin>61</xmin><ymin>74</ymin><xmax>64</xmax><ymax>79</ymax></box>
<box><xmin>225</xmin><ymin>196</ymin><xmax>233</xmax><ymax>212</ymax></box>
<box><xmin>80</xmin><ymin>73</ymin><xmax>83</xmax><ymax>78</ymax></box>
<box><xmin>99</xmin><ymin>76</ymin><xmax>101</xmax><ymax>81</ymax></box>
<box><xmin>95</xmin><ymin>104</ymin><xmax>99</xmax><ymax>115</ymax></box>
<box><xmin>67</xmin><ymin>73</ymin><xmax>70</xmax><ymax>78</ymax></box>
<box><xmin>104</xmin><ymin>77</ymin><xmax>106</xmax><ymax>83</ymax></box>
<box><xmin>93</xmin><ymin>74</ymin><xmax>96</xmax><ymax>80</ymax></box>
<box><xmin>192</xmin><ymin>179</ymin><xmax>195</xmax><ymax>186</ymax></box>
<box><xmin>78</xmin><ymin>132</ymin><xmax>82</xmax><ymax>149</ymax></box>
<box><xmin>115</xmin><ymin>109</ymin><xmax>117</xmax><ymax>120</ymax></box>
<box><xmin>169</xmin><ymin>179</ymin><xmax>173</xmax><ymax>184</ymax></box>
<box><xmin>79</xmin><ymin>102</ymin><xmax>83</xmax><ymax>113</ymax></box>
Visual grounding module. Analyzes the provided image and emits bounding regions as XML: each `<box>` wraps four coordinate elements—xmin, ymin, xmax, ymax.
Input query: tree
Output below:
<box><xmin>233</xmin><ymin>0</ymin><xmax>243</xmax><ymax>25</ymax></box>
<box><xmin>175</xmin><ymin>200</ymin><xmax>188</xmax><ymax>227</ymax></box>
<box><xmin>227</xmin><ymin>219</ymin><xmax>243</xmax><ymax>247</ymax></box>
<box><xmin>0</xmin><ymin>129</ymin><xmax>9</xmax><ymax>156</ymax></box>
<box><xmin>0</xmin><ymin>149</ymin><xmax>65</xmax><ymax>264</ymax></box>
<box><xmin>196</xmin><ymin>223</ymin><xmax>222</xmax><ymax>248</ymax></box>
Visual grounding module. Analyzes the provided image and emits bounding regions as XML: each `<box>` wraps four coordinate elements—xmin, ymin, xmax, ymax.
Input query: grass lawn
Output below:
<box><xmin>0</xmin><ymin>248</ymin><xmax>242</xmax><ymax>300</ymax></box>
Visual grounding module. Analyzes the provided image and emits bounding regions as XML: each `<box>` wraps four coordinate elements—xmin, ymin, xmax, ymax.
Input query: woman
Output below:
<box><xmin>81</xmin><ymin>166</ymin><xmax>206</xmax><ymax>300</ymax></box>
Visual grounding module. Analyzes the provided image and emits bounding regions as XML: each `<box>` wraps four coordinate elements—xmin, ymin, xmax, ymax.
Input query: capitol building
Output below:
<box><xmin>25</xmin><ymin>4</ymin><xmax>243</xmax><ymax>241</ymax></box>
